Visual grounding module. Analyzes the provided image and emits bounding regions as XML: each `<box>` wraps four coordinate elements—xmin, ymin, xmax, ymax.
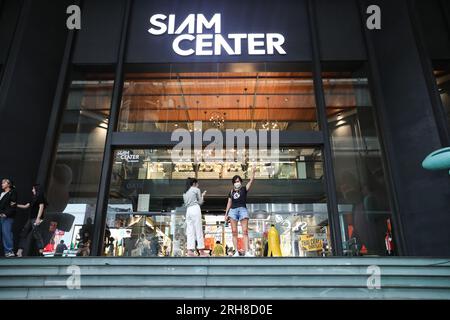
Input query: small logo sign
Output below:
<box><xmin>116</xmin><ymin>150</ymin><xmax>140</xmax><ymax>164</ymax></box>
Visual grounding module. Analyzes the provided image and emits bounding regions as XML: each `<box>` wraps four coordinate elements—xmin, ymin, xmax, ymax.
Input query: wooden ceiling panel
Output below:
<box><xmin>111</xmin><ymin>72</ymin><xmax>363</xmax><ymax>125</ymax></box>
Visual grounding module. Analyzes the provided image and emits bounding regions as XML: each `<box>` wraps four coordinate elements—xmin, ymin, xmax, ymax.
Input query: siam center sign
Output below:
<box><xmin>148</xmin><ymin>13</ymin><xmax>287</xmax><ymax>56</ymax></box>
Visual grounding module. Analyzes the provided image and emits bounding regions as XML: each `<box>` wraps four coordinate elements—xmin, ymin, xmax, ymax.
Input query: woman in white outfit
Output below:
<box><xmin>183</xmin><ymin>178</ymin><xmax>207</xmax><ymax>257</ymax></box>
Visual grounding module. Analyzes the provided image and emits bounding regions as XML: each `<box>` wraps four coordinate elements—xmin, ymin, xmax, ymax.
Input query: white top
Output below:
<box><xmin>183</xmin><ymin>186</ymin><xmax>204</xmax><ymax>207</ymax></box>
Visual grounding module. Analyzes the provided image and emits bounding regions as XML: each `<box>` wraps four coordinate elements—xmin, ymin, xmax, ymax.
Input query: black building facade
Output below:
<box><xmin>0</xmin><ymin>0</ymin><xmax>449</xmax><ymax>258</ymax></box>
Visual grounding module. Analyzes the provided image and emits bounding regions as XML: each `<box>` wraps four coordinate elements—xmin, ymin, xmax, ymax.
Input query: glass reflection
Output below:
<box><xmin>118</xmin><ymin>66</ymin><xmax>318</xmax><ymax>132</ymax></box>
<box><xmin>323</xmin><ymin>64</ymin><xmax>395</xmax><ymax>256</ymax></box>
<box><xmin>46</xmin><ymin>71</ymin><xmax>113</xmax><ymax>256</ymax></box>
<box><xmin>434</xmin><ymin>68</ymin><xmax>450</xmax><ymax>136</ymax></box>
<box><xmin>104</xmin><ymin>147</ymin><xmax>331</xmax><ymax>257</ymax></box>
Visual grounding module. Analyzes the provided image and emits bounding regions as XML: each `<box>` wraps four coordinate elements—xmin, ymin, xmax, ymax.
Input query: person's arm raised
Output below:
<box><xmin>246</xmin><ymin>165</ymin><xmax>256</xmax><ymax>191</ymax></box>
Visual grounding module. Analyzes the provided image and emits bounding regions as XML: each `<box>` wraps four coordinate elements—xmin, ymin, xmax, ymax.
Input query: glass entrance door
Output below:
<box><xmin>86</xmin><ymin>62</ymin><xmax>397</xmax><ymax>257</ymax></box>
<box><xmin>98</xmin><ymin>63</ymin><xmax>334</xmax><ymax>257</ymax></box>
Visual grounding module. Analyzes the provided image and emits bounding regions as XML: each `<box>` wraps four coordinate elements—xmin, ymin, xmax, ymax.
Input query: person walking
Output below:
<box><xmin>0</xmin><ymin>178</ymin><xmax>17</xmax><ymax>257</ymax></box>
<box><xmin>183</xmin><ymin>178</ymin><xmax>207</xmax><ymax>257</ymax></box>
<box><xmin>16</xmin><ymin>184</ymin><xmax>47</xmax><ymax>257</ymax></box>
<box><xmin>224</xmin><ymin>167</ymin><xmax>255</xmax><ymax>257</ymax></box>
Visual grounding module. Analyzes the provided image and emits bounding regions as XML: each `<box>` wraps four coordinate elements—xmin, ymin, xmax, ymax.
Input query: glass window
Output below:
<box><xmin>103</xmin><ymin>147</ymin><xmax>331</xmax><ymax>257</ymax></box>
<box><xmin>433</xmin><ymin>66</ymin><xmax>450</xmax><ymax>134</ymax></box>
<box><xmin>46</xmin><ymin>70</ymin><xmax>114</xmax><ymax>255</ymax></box>
<box><xmin>322</xmin><ymin>63</ymin><xmax>395</xmax><ymax>256</ymax></box>
<box><xmin>118</xmin><ymin>63</ymin><xmax>318</xmax><ymax>132</ymax></box>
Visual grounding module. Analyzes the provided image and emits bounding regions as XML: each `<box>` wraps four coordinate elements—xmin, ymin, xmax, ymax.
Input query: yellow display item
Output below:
<box><xmin>300</xmin><ymin>234</ymin><xmax>323</xmax><ymax>252</ymax></box>
<box><xmin>212</xmin><ymin>243</ymin><xmax>225</xmax><ymax>256</ymax></box>
<box><xmin>267</xmin><ymin>225</ymin><xmax>282</xmax><ymax>257</ymax></box>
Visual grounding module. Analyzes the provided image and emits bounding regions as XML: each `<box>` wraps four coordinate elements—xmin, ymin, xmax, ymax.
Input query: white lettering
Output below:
<box><xmin>196</xmin><ymin>34</ymin><xmax>214</xmax><ymax>55</ymax></box>
<box><xmin>367</xmin><ymin>265</ymin><xmax>382</xmax><ymax>289</ymax></box>
<box><xmin>196</xmin><ymin>13</ymin><xmax>221</xmax><ymax>33</ymax></box>
<box><xmin>173</xmin><ymin>34</ymin><xmax>195</xmax><ymax>56</ymax></box>
<box><xmin>266</xmin><ymin>33</ymin><xmax>286</xmax><ymax>54</ymax></box>
<box><xmin>148</xmin><ymin>14</ymin><xmax>167</xmax><ymax>35</ymax></box>
<box><xmin>148</xmin><ymin>13</ymin><xmax>287</xmax><ymax>56</ymax></box>
<box><xmin>248</xmin><ymin>33</ymin><xmax>266</xmax><ymax>55</ymax></box>
<box><xmin>228</xmin><ymin>33</ymin><xmax>247</xmax><ymax>55</ymax></box>
<box><xmin>171</xmin><ymin>121</ymin><xmax>280</xmax><ymax>164</ymax></box>
<box><xmin>66</xmin><ymin>5</ymin><xmax>81</xmax><ymax>30</ymax></box>
<box><xmin>366</xmin><ymin>5</ymin><xmax>381</xmax><ymax>30</ymax></box>
<box><xmin>214</xmin><ymin>34</ymin><xmax>236</xmax><ymax>55</ymax></box>
<box><xmin>175</xmin><ymin>14</ymin><xmax>196</xmax><ymax>34</ymax></box>
<box><xmin>168</xmin><ymin>14</ymin><xmax>176</xmax><ymax>34</ymax></box>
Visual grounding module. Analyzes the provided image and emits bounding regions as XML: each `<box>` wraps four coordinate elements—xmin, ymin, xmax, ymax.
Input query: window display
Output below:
<box><xmin>104</xmin><ymin>147</ymin><xmax>329</xmax><ymax>257</ymax></box>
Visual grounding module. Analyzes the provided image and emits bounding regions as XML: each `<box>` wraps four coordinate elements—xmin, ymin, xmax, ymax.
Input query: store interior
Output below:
<box><xmin>105</xmin><ymin>147</ymin><xmax>330</xmax><ymax>257</ymax></box>
<box><xmin>45</xmin><ymin>63</ymin><xmax>395</xmax><ymax>257</ymax></box>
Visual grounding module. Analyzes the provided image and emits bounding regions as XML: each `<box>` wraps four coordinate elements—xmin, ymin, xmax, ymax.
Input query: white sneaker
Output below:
<box><xmin>233</xmin><ymin>251</ymin><xmax>240</xmax><ymax>257</ymax></box>
<box><xmin>5</xmin><ymin>252</ymin><xmax>15</xmax><ymax>258</ymax></box>
<box><xmin>244</xmin><ymin>251</ymin><xmax>254</xmax><ymax>257</ymax></box>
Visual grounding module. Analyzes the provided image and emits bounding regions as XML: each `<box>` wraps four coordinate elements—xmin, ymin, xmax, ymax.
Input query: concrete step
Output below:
<box><xmin>1</xmin><ymin>265</ymin><xmax>450</xmax><ymax>276</ymax></box>
<box><xmin>0</xmin><ymin>274</ymin><xmax>449</xmax><ymax>288</ymax></box>
<box><xmin>0</xmin><ymin>256</ymin><xmax>449</xmax><ymax>266</ymax></box>
<box><xmin>2</xmin><ymin>286</ymin><xmax>450</xmax><ymax>300</ymax></box>
<box><xmin>1</xmin><ymin>266</ymin><xmax>450</xmax><ymax>278</ymax></box>
<box><xmin>0</xmin><ymin>257</ymin><xmax>449</xmax><ymax>299</ymax></box>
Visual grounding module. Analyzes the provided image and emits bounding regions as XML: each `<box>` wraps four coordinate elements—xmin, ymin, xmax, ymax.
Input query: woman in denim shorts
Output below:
<box><xmin>224</xmin><ymin>167</ymin><xmax>255</xmax><ymax>257</ymax></box>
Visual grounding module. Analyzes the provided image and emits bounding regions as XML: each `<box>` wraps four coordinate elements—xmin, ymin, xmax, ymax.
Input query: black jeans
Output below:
<box><xmin>19</xmin><ymin>219</ymin><xmax>44</xmax><ymax>254</ymax></box>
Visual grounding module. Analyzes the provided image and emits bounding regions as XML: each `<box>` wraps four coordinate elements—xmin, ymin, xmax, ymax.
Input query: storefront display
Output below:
<box><xmin>54</xmin><ymin>55</ymin><xmax>397</xmax><ymax>259</ymax></box>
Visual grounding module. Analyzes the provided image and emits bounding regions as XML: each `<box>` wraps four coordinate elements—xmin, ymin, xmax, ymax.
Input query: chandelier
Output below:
<box><xmin>209</xmin><ymin>111</ymin><xmax>225</xmax><ymax>129</ymax></box>
<box><xmin>261</xmin><ymin>96</ymin><xmax>278</xmax><ymax>130</ymax></box>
